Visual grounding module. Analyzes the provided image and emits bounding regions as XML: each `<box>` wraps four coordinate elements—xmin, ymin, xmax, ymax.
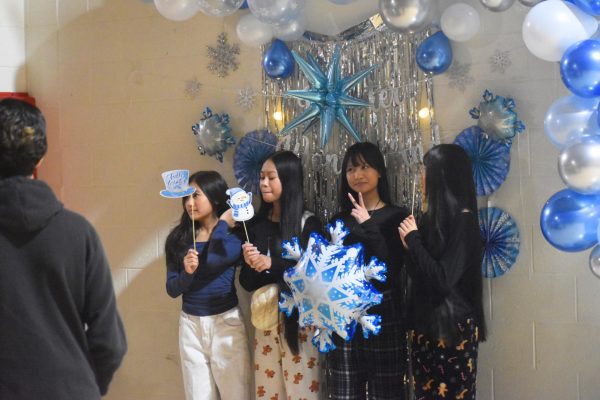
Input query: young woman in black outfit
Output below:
<box><xmin>326</xmin><ymin>142</ymin><xmax>409</xmax><ymax>400</ymax></box>
<box><xmin>399</xmin><ymin>144</ymin><xmax>487</xmax><ymax>400</ymax></box>
<box><xmin>239</xmin><ymin>150</ymin><xmax>323</xmax><ymax>400</ymax></box>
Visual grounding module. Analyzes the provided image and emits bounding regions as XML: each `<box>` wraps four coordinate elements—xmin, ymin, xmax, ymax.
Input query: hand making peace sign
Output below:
<box><xmin>348</xmin><ymin>192</ymin><xmax>371</xmax><ymax>224</ymax></box>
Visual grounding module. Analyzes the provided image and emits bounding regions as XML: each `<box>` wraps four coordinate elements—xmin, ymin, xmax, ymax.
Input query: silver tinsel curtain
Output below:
<box><xmin>263</xmin><ymin>27</ymin><xmax>438</xmax><ymax>220</ymax></box>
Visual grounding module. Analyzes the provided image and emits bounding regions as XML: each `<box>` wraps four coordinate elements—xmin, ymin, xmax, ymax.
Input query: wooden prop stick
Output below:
<box><xmin>410</xmin><ymin>176</ymin><xmax>417</xmax><ymax>216</ymax></box>
<box><xmin>242</xmin><ymin>220</ymin><xmax>250</xmax><ymax>243</ymax></box>
<box><xmin>191</xmin><ymin>202</ymin><xmax>196</xmax><ymax>248</ymax></box>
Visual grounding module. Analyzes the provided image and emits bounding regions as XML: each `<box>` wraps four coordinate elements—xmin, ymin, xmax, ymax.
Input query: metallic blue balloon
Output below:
<box><xmin>263</xmin><ymin>39</ymin><xmax>295</xmax><ymax>79</ymax></box>
<box><xmin>240</xmin><ymin>0</ymin><xmax>248</xmax><ymax>8</ymax></box>
<box><xmin>572</xmin><ymin>0</ymin><xmax>600</xmax><ymax>16</ymax></box>
<box><xmin>560</xmin><ymin>39</ymin><xmax>600</xmax><ymax>98</ymax></box>
<box><xmin>416</xmin><ymin>31</ymin><xmax>453</xmax><ymax>75</ymax></box>
<box><xmin>540</xmin><ymin>189</ymin><xmax>600</xmax><ymax>252</ymax></box>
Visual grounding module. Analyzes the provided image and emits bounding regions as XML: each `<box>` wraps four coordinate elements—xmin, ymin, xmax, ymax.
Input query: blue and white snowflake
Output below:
<box><xmin>279</xmin><ymin>220</ymin><xmax>387</xmax><ymax>353</ymax></box>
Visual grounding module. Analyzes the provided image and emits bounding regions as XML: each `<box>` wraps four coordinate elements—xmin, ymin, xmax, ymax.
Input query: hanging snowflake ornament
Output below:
<box><xmin>207</xmin><ymin>33</ymin><xmax>240</xmax><ymax>78</ymax></box>
<box><xmin>490</xmin><ymin>49</ymin><xmax>512</xmax><ymax>74</ymax></box>
<box><xmin>280</xmin><ymin>45</ymin><xmax>377</xmax><ymax>148</ymax></box>
<box><xmin>185</xmin><ymin>77</ymin><xmax>202</xmax><ymax>99</ymax></box>
<box><xmin>279</xmin><ymin>220</ymin><xmax>387</xmax><ymax>353</ymax></box>
<box><xmin>447</xmin><ymin>61</ymin><xmax>474</xmax><ymax>92</ymax></box>
<box><xmin>469</xmin><ymin>89</ymin><xmax>525</xmax><ymax>143</ymax></box>
<box><xmin>236</xmin><ymin>87</ymin><xmax>257</xmax><ymax>111</ymax></box>
<box><xmin>191</xmin><ymin>107</ymin><xmax>236</xmax><ymax>162</ymax></box>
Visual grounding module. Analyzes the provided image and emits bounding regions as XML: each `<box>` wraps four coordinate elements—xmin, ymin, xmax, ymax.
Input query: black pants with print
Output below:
<box><xmin>411</xmin><ymin>318</ymin><xmax>479</xmax><ymax>400</ymax></box>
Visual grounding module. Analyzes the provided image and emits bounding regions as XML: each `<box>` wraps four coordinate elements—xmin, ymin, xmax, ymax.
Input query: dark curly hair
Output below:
<box><xmin>0</xmin><ymin>98</ymin><xmax>47</xmax><ymax>178</ymax></box>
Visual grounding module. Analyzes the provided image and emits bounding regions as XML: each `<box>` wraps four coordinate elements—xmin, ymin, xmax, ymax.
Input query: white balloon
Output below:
<box><xmin>248</xmin><ymin>0</ymin><xmax>305</xmax><ymax>25</ymax></box>
<box><xmin>440</xmin><ymin>3</ymin><xmax>480</xmax><ymax>42</ymax></box>
<box><xmin>154</xmin><ymin>0</ymin><xmax>199</xmax><ymax>21</ymax></box>
<box><xmin>197</xmin><ymin>0</ymin><xmax>244</xmax><ymax>17</ymax></box>
<box><xmin>522</xmin><ymin>0</ymin><xmax>598</xmax><ymax>62</ymax></box>
<box><xmin>236</xmin><ymin>13</ymin><xmax>274</xmax><ymax>47</ymax></box>
<box><xmin>273</xmin><ymin>14</ymin><xmax>307</xmax><ymax>41</ymax></box>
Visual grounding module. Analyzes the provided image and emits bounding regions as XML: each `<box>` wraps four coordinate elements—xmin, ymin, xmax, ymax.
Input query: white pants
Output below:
<box><xmin>179</xmin><ymin>307</ymin><xmax>251</xmax><ymax>400</ymax></box>
<box><xmin>254</xmin><ymin>323</ymin><xmax>321</xmax><ymax>400</ymax></box>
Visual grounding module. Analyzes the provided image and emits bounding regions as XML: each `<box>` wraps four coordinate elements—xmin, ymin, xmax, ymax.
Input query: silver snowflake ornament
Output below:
<box><xmin>279</xmin><ymin>220</ymin><xmax>387</xmax><ymax>353</ymax></box>
<box><xmin>185</xmin><ymin>77</ymin><xmax>202</xmax><ymax>99</ymax></box>
<box><xmin>447</xmin><ymin>61</ymin><xmax>474</xmax><ymax>92</ymax></box>
<box><xmin>236</xmin><ymin>87</ymin><xmax>257</xmax><ymax>111</ymax></box>
<box><xmin>490</xmin><ymin>49</ymin><xmax>512</xmax><ymax>74</ymax></box>
<box><xmin>207</xmin><ymin>33</ymin><xmax>240</xmax><ymax>78</ymax></box>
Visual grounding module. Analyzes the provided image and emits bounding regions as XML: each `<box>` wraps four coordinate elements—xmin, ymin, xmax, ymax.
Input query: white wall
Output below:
<box><xmin>20</xmin><ymin>0</ymin><xmax>600</xmax><ymax>399</ymax></box>
<box><xmin>0</xmin><ymin>0</ymin><xmax>25</xmax><ymax>92</ymax></box>
<box><xmin>434</xmin><ymin>2</ymin><xmax>600</xmax><ymax>399</ymax></box>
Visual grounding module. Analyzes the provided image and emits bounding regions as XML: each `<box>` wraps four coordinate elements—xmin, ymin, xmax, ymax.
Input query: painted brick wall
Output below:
<box><xmin>21</xmin><ymin>0</ymin><xmax>600</xmax><ymax>399</ymax></box>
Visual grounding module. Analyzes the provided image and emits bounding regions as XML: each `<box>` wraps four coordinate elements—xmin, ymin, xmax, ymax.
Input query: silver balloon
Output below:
<box><xmin>590</xmin><ymin>245</ymin><xmax>600</xmax><ymax>278</ymax></box>
<box><xmin>379</xmin><ymin>0</ymin><xmax>433</xmax><ymax>34</ymax></box>
<box><xmin>154</xmin><ymin>0</ymin><xmax>199</xmax><ymax>21</ymax></box>
<box><xmin>518</xmin><ymin>0</ymin><xmax>542</xmax><ymax>6</ymax></box>
<box><xmin>480</xmin><ymin>0</ymin><xmax>515</xmax><ymax>12</ymax></box>
<box><xmin>273</xmin><ymin>13</ymin><xmax>307</xmax><ymax>41</ymax></box>
<box><xmin>197</xmin><ymin>0</ymin><xmax>244</xmax><ymax>16</ymax></box>
<box><xmin>558</xmin><ymin>136</ymin><xmax>600</xmax><ymax>194</ymax></box>
<box><xmin>247</xmin><ymin>0</ymin><xmax>305</xmax><ymax>25</ymax></box>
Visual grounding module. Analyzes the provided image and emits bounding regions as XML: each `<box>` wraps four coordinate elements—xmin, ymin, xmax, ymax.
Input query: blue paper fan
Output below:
<box><xmin>454</xmin><ymin>125</ymin><xmax>511</xmax><ymax>197</ymax></box>
<box><xmin>479</xmin><ymin>207</ymin><xmax>520</xmax><ymax>278</ymax></box>
<box><xmin>233</xmin><ymin>130</ymin><xmax>278</xmax><ymax>195</ymax></box>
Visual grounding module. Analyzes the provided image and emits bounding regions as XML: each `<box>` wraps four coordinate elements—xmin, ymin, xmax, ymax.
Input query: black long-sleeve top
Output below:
<box><xmin>404</xmin><ymin>211</ymin><xmax>486</xmax><ymax>344</ymax></box>
<box><xmin>239</xmin><ymin>214</ymin><xmax>323</xmax><ymax>291</ymax></box>
<box><xmin>331</xmin><ymin>205</ymin><xmax>408</xmax><ymax>319</ymax></box>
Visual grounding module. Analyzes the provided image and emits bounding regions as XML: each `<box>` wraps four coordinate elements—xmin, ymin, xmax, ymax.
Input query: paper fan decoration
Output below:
<box><xmin>233</xmin><ymin>130</ymin><xmax>278</xmax><ymax>195</ymax></box>
<box><xmin>479</xmin><ymin>207</ymin><xmax>520</xmax><ymax>278</ymax></box>
<box><xmin>454</xmin><ymin>125</ymin><xmax>511</xmax><ymax>197</ymax></box>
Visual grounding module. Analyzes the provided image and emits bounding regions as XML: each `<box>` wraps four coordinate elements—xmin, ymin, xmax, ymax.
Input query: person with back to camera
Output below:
<box><xmin>326</xmin><ymin>141</ymin><xmax>409</xmax><ymax>400</ymax></box>
<box><xmin>398</xmin><ymin>144</ymin><xmax>487</xmax><ymax>400</ymax></box>
<box><xmin>239</xmin><ymin>150</ymin><xmax>323</xmax><ymax>400</ymax></box>
<box><xmin>0</xmin><ymin>98</ymin><xmax>127</xmax><ymax>399</ymax></box>
<box><xmin>164</xmin><ymin>170</ymin><xmax>250</xmax><ymax>400</ymax></box>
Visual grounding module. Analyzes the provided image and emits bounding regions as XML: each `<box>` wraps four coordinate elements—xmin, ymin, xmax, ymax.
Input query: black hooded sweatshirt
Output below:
<box><xmin>0</xmin><ymin>177</ymin><xmax>127</xmax><ymax>399</ymax></box>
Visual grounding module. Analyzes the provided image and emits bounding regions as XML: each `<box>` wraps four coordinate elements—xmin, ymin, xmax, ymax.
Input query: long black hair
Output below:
<box><xmin>257</xmin><ymin>150</ymin><xmax>305</xmax><ymax>241</ymax></box>
<box><xmin>421</xmin><ymin>144</ymin><xmax>478</xmax><ymax>258</ymax></box>
<box><xmin>339</xmin><ymin>142</ymin><xmax>391</xmax><ymax>214</ymax></box>
<box><xmin>258</xmin><ymin>150</ymin><xmax>305</xmax><ymax>354</ymax></box>
<box><xmin>165</xmin><ymin>171</ymin><xmax>229</xmax><ymax>270</ymax></box>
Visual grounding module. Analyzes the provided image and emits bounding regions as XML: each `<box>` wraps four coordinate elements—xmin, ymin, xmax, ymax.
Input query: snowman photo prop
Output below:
<box><xmin>160</xmin><ymin>169</ymin><xmax>198</xmax><ymax>245</ymax></box>
<box><xmin>279</xmin><ymin>220</ymin><xmax>387</xmax><ymax>353</ymax></box>
<box><xmin>226</xmin><ymin>187</ymin><xmax>254</xmax><ymax>242</ymax></box>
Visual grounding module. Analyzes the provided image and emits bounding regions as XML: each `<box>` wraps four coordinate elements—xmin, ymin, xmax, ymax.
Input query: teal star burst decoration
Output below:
<box><xmin>280</xmin><ymin>46</ymin><xmax>376</xmax><ymax>148</ymax></box>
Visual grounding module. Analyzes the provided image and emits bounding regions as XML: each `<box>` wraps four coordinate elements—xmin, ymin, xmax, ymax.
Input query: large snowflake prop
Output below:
<box><xmin>207</xmin><ymin>33</ymin><xmax>240</xmax><ymax>78</ymax></box>
<box><xmin>280</xmin><ymin>46</ymin><xmax>376</xmax><ymax>148</ymax></box>
<box><xmin>279</xmin><ymin>220</ymin><xmax>387</xmax><ymax>353</ymax></box>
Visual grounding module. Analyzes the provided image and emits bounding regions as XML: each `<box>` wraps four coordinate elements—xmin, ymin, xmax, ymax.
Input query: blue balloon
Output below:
<box><xmin>540</xmin><ymin>189</ymin><xmax>600</xmax><ymax>252</ymax></box>
<box><xmin>561</xmin><ymin>40</ymin><xmax>600</xmax><ymax>98</ymax></box>
<box><xmin>263</xmin><ymin>39</ymin><xmax>295</xmax><ymax>79</ymax></box>
<box><xmin>240</xmin><ymin>0</ymin><xmax>248</xmax><ymax>8</ymax></box>
<box><xmin>572</xmin><ymin>0</ymin><xmax>600</xmax><ymax>15</ymax></box>
<box><xmin>416</xmin><ymin>31</ymin><xmax>453</xmax><ymax>75</ymax></box>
